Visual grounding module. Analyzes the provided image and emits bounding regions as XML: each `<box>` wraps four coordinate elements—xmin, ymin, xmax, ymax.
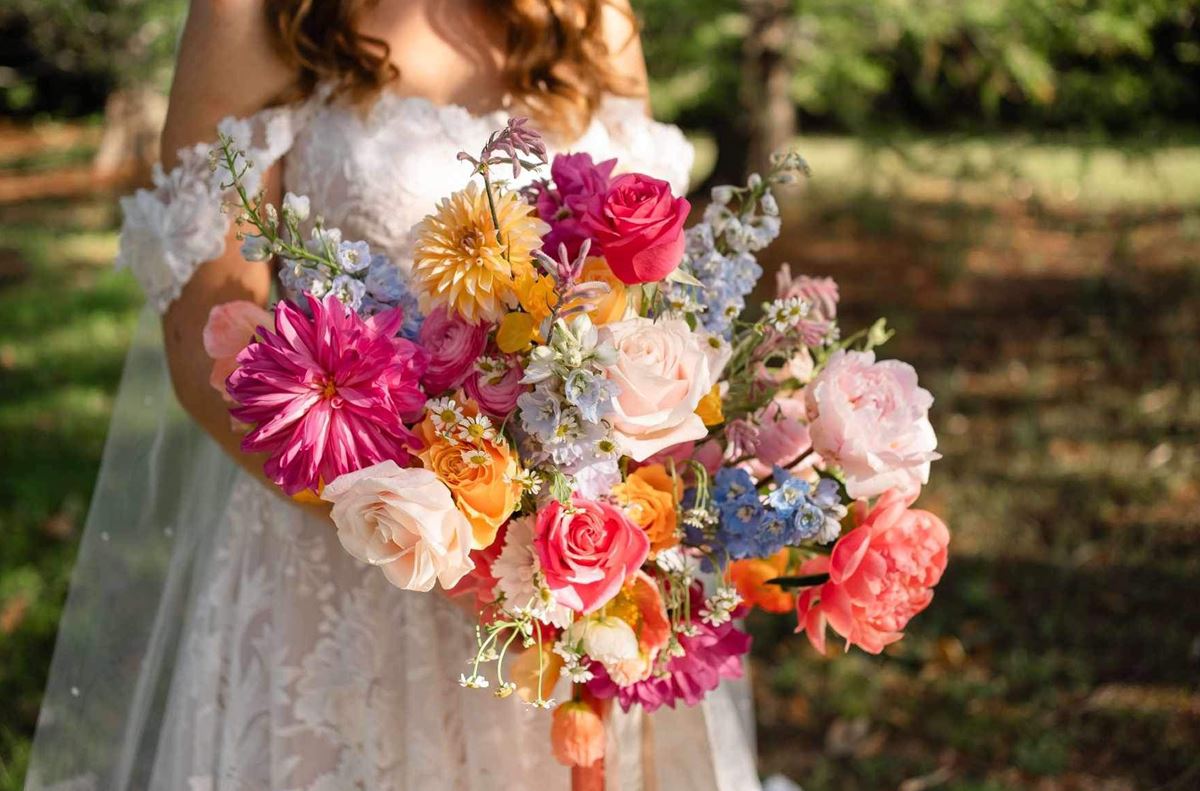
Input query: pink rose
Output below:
<box><xmin>464</xmin><ymin>354</ymin><xmax>525</xmax><ymax>418</ymax></box>
<box><xmin>534</xmin><ymin>496</ymin><xmax>650</xmax><ymax>614</ymax></box>
<box><xmin>805</xmin><ymin>350</ymin><xmax>939</xmax><ymax>500</ymax></box>
<box><xmin>537</xmin><ymin>152</ymin><xmax>616</xmax><ymax>258</ymax></box>
<box><xmin>795</xmin><ymin>488</ymin><xmax>949</xmax><ymax>654</ymax></box>
<box><xmin>322</xmin><ymin>462</ymin><xmax>475</xmax><ymax>592</ymax></box>
<box><xmin>753</xmin><ymin>394</ymin><xmax>812</xmax><ymax>467</ymax></box>
<box><xmin>418</xmin><ymin>306</ymin><xmax>489</xmax><ymax>395</ymax></box>
<box><xmin>599</xmin><ymin>317</ymin><xmax>730</xmax><ymax>461</ymax></box>
<box><xmin>582</xmin><ymin>173</ymin><xmax>690</xmax><ymax>284</ymax></box>
<box><xmin>202</xmin><ymin>300</ymin><xmax>272</xmax><ymax>397</ymax></box>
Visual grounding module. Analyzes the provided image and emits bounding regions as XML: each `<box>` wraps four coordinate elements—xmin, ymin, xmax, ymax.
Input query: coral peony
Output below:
<box><xmin>417</xmin><ymin>306</ymin><xmax>489</xmax><ymax>395</ymax></box>
<box><xmin>322</xmin><ymin>462</ymin><xmax>474</xmax><ymax>592</ymax></box>
<box><xmin>551</xmin><ymin>700</ymin><xmax>605</xmax><ymax>768</ymax></box>
<box><xmin>582</xmin><ymin>173</ymin><xmax>690</xmax><ymax>284</ymax></box>
<box><xmin>534</xmin><ymin>496</ymin><xmax>649</xmax><ymax>614</ymax></box>
<box><xmin>227</xmin><ymin>294</ymin><xmax>427</xmax><ymax>496</ymax></box>
<box><xmin>805</xmin><ymin>349</ymin><xmax>939</xmax><ymax>500</ymax></box>
<box><xmin>795</xmin><ymin>488</ymin><xmax>949</xmax><ymax>654</ymax></box>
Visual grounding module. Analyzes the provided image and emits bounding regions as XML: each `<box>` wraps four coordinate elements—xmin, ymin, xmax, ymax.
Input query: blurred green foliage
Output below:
<box><xmin>642</xmin><ymin>0</ymin><xmax>1200</xmax><ymax>136</ymax></box>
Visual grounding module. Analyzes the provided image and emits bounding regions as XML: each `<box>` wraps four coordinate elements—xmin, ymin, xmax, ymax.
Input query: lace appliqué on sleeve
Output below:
<box><xmin>595</xmin><ymin>96</ymin><xmax>696</xmax><ymax>196</ymax></box>
<box><xmin>115</xmin><ymin>105</ymin><xmax>304</xmax><ymax>314</ymax></box>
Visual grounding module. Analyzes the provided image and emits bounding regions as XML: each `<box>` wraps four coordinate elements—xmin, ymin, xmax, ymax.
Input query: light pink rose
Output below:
<box><xmin>795</xmin><ymin>488</ymin><xmax>949</xmax><ymax>654</ymax></box>
<box><xmin>753</xmin><ymin>394</ymin><xmax>812</xmax><ymax>467</ymax></box>
<box><xmin>599</xmin><ymin>317</ymin><xmax>730</xmax><ymax>461</ymax></box>
<box><xmin>418</xmin><ymin>306</ymin><xmax>490</xmax><ymax>395</ymax></box>
<box><xmin>322</xmin><ymin>461</ymin><xmax>474</xmax><ymax>592</ymax></box>
<box><xmin>805</xmin><ymin>350</ymin><xmax>939</xmax><ymax>500</ymax></box>
<box><xmin>534</xmin><ymin>495</ymin><xmax>649</xmax><ymax>614</ymax></box>
<box><xmin>202</xmin><ymin>300</ymin><xmax>272</xmax><ymax>397</ymax></box>
<box><xmin>582</xmin><ymin>173</ymin><xmax>690</xmax><ymax>284</ymax></box>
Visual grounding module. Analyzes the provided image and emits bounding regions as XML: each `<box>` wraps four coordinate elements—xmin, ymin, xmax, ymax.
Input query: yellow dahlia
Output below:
<box><xmin>411</xmin><ymin>182</ymin><xmax>549</xmax><ymax>324</ymax></box>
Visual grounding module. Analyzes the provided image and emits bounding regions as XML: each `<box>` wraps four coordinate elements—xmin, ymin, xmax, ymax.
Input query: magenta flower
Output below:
<box><xmin>227</xmin><ymin>294</ymin><xmax>428</xmax><ymax>496</ymax></box>
<box><xmin>587</xmin><ymin>586</ymin><xmax>752</xmax><ymax>712</ymax></box>
<box><xmin>418</xmin><ymin>306</ymin><xmax>489</xmax><ymax>395</ymax></box>
<box><xmin>536</xmin><ymin>153</ymin><xmax>616</xmax><ymax>259</ymax></box>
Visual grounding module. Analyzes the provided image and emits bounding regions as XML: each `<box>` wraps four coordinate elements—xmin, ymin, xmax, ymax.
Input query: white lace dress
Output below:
<box><xmin>27</xmin><ymin>92</ymin><xmax>762</xmax><ymax>791</ymax></box>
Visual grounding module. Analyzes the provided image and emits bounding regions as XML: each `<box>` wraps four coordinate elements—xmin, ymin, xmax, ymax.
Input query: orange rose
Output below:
<box><xmin>576</xmin><ymin>257</ymin><xmax>633</xmax><ymax>325</ymax></box>
<box><xmin>612</xmin><ymin>463</ymin><xmax>682</xmax><ymax>553</ymax></box>
<box><xmin>729</xmin><ymin>549</ymin><xmax>794</xmax><ymax>614</ymax></box>
<box><xmin>416</xmin><ymin>401</ymin><xmax>522</xmax><ymax>549</ymax></box>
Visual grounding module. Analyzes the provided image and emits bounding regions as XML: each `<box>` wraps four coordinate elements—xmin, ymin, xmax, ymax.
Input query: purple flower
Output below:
<box><xmin>587</xmin><ymin>586</ymin><xmax>752</xmax><ymax>712</ymax></box>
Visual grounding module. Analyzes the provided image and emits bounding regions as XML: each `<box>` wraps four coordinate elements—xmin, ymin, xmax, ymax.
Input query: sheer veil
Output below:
<box><xmin>25</xmin><ymin>307</ymin><xmax>241</xmax><ymax>790</ymax></box>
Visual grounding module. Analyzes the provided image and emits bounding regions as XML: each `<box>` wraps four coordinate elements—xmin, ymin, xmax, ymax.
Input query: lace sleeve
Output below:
<box><xmin>115</xmin><ymin>104</ymin><xmax>306</xmax><ymax>314</ymax></box>
<box><xmin>595</xmin><ymin>96</ymin><xmax>696</xmax><ymax>196</ymax></box>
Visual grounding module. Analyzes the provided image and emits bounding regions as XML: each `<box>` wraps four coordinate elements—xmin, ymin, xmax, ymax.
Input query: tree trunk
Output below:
<box><xmin>740</xmin><ymin>0</ymin><xmax>797</xmax><ymax>177</ymax></box>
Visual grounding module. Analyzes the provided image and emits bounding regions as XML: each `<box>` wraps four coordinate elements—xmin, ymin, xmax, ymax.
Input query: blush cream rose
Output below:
<box><xmin>805</xmin><ymin>349</ymin><xmax>940</xmax><ymax>500</ymax></box>
<box><xmin>599</xmin><ymin>317</ymin><xmax>730</xmax><ymax>461</ymax></box>
<box><xmin>322</xmin><ymin>461</ymin><xmax>474</xmax><ymax>592</ymax></box>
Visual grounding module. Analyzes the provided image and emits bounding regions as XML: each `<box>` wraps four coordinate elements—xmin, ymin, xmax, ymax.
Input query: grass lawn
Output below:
<box><xmin>1</xmin><ymin>130</ymin><xmax>1199</xmax><ymax>790</ymax></box>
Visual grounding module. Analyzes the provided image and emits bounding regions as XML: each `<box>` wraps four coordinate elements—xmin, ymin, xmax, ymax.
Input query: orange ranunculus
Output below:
<box><xmin>695</xmin><ymin>383</ymin><xmax>724</xmax><ymax>426</ymax></box>
<box><xmin>551</xmin><ymin>700</ymin><xmax>605</xmax><ymax>768</ymax></box>
<box><xmin>513</xmin><ymin>639</ymin><xmax>564</xmax><ymax>704</ymax></box>
<box><xmin>730</xmin><ymin>549</ymin><xmax>794</xmax><ymax>614</ymax></box>
<box><xmin>416</xmin><ymin>401</ymin><xmax>522</xmax><ymax>549</ymax></box>
<box><xmin>612</xmin><ymin>463</ymin><xmax>682</xmax><ymax>553</ymax></box>
<box><xmin>575</xmin><ymin>257</ymin><xmax>632</xmax><ymax>325</ymax></box>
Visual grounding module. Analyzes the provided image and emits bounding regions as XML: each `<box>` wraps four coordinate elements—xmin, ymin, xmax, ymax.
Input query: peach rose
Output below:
<box><xmin>322</xmin><ymin>462</ymin><xmax>474</xmax><ymax>592</ymax></box>
<box><xmin>599</xmin><ymin>317</ymin><xmax>730</xmax><ymax>461</ymax></box>
<box><xmin>612</xmin><ymin>463</ymin><xmax>682</xmax><ymax>553</ymax></box>
<box><xmin>416</xmin><ymin>403</ymin><xmax>522</xmax><ymax>549</ymax></box>
<box><xmin>795</xmin><ymin>488</ymin><xmax>949</xmax><ymax>654</ymax></box>
<box><xmin>202</xmin><ymin>300</ymin><xmax>272</xmax><ymax>397</ymax></box>
<box><xmin>576</xmin><ymin>257</ymin><xmax>633</xmax><ymax>325</ymax></box>
<box><xmin>551</xmin><ymin>700</ymin><xmax>605</xmax><ymax>768</ymax></box>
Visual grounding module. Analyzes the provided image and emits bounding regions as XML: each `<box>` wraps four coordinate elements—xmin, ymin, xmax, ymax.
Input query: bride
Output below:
<box><xmin>26</xmin><ymin>1</ymin><xmax>761</xmax><ymax>789</ymax></box>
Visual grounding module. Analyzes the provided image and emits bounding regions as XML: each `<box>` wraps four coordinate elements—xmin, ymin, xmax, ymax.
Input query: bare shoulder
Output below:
<box><xmin>600</xmin><ymin>0</ymin><xmax>649</xmax><ymax>99</ymax></box>
<box><xmin>161</xmin><ymin>0</ymin><xmax>297</xmax><ymax>166</ymax></box>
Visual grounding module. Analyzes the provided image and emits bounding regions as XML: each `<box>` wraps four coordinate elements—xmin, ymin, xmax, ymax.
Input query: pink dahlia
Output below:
<box><xmin>587</xmin><ymin>585</ymin><xmax>751</xmax><ymax>712</ymax></box>
<box><xmin>228</xmin><ymin>294</ymin><xmax>428</xmax><ymax>496</ymax></box>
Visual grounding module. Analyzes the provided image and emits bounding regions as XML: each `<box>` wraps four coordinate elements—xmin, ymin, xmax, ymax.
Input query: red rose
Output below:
<box><xmin>534</xmin><ymin>496</ymin><xmax>650</xmax><ymax>614</ymax></box>
<box><xmin>582</xmin><ymin>173</ymin><xmax>690</xmax><ymax>285</ymax></box>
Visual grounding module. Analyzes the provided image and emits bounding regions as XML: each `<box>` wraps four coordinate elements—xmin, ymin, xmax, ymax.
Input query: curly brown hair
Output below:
<box><xmin>263</xmin><ymin>0</ymin><xmax>639</xmax><ymax>140</ymax></box>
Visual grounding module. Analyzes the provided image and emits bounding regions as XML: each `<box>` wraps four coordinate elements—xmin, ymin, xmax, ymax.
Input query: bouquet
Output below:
<box><xmin>205</xmin><ymin>118</ymin><xmax>949</xmax><ymax>774</ymax></box>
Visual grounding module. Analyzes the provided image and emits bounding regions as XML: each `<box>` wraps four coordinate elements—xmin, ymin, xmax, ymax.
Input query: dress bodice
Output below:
<box><xmin>117</xmin><ymin>90</ymin><xmax>694</xmax><ymax>311</ymax></box>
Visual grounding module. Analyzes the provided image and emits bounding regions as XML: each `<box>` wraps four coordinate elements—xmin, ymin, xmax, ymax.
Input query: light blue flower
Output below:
<box><xmin>335</xmin><ymin>240</ymin><xmax>372</xmax><ymax>274</ymax></box>
<box><xmin>563</xmin><ymin>369</ymin><xmax>617</xmax><ymax>423</ymax></box>
<box><xmin>329</xmin><ymin>275</ymin><xmax>367</xmax><ymax>311</ymax></box>
<box><xmin>517</xmin><ymin>386</ymin><xmax>562</xmax><ymax>441</ymax></box>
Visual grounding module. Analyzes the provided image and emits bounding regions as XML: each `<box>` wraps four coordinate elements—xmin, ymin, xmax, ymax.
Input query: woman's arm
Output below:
<box><xmin>158</xmin><ymin>1</ymin><xmax>321</xmax><ymax>508</ymax></box>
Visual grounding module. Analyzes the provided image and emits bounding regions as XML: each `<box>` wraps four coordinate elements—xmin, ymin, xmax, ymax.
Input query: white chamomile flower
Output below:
<box><xmin>427</xmin><ymin>397</ymin><xmax>464</xmax><ymax>429</ymax></box>
<box><xmin>763</xmin><ymin>297</ymin><xmax>811</xmax><ymax>332</ymax></box>
<box><xmin>567</xmin><ymin>665</ymin><xmax>595</xmax><ymax>683</ymax></box>
<box><xmin>514</xmin><ymin>469</ymin><xmax>542</xmax><ymax>495</ymax></box>
<box><xmin>458</xmin><ymin>414</ymin><xmax>497</xmax><ymax>445</ymax></box>
<box><xmin>700</xmin><ymin>586</ymin><xmax>742</xmax><ymax>627</ymax></box>
<box><xmin>458</xmin><ymin>673</ymin><xmax>489</xmax><ymax>689</ymax></box>
<box><xmin>460</xmin><ymin>447</ymin><xmax>490</xmax><ymax>467</ymax></box>
<box><xmin>494</xmin><ymin>682</ymin><xmax>517</xmax><ymax>699</ymax></box>
<box><xmin>594</xmin><ymin>435</ymin><xmax>619</xmax><ymax>459</ymax></box>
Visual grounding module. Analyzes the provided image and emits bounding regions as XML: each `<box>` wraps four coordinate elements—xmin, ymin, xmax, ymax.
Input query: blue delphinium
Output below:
<box><xmin>363</xmin><ymin>254</ymin><xmax>423</xmax><ymax>338</ymax></box>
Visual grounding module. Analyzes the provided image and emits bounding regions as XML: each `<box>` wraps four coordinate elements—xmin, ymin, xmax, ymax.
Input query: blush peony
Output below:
<box><xmin>599</xmin><ymin>317</ymin><xmax>730</xmax><ymax>461</ymax></box>
<box><xmin>202</xmin><ymin>300</ymin><xmax>272</xmax><ymax>397</ymax></box>
<box><xmin>795</xmin><ymin>488</ymin><xmax>949</xmax><ymax>654</ymax></box>
<box><xmin>805</xmin><ymin>349</ymin><xmax>939</xmax><ymax>500</ymax></box>
<box><xmin>581</xmin><ymin>173</ymin><xmax>690</xmax><ymax>284</ymax></box>
<box><xmin>534</xmin><ymin>496</ymin><xmax>650</xmax><ymax>614</ymax></box>
<box><xmin>322</xmin><ymin>462</ymin><xmax>474</xmax><ymax>592</ymax></box>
